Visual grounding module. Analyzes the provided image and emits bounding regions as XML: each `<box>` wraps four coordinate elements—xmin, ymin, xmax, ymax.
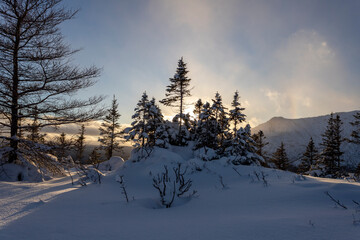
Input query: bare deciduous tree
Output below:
<box><xmin>0</xmin><ymin>0</ymin><xmax>104</xmax><ymax>163</ymax></box>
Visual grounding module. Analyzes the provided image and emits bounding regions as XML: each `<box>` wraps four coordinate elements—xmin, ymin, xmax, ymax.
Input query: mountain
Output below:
<box><xmin>253</xmin><ymin>111</ymin><xmax>360</xmax><ymax>167</ymax></box>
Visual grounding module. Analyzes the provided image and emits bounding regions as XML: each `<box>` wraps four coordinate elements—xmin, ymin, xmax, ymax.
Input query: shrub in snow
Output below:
<box><xmin>116</xmin><ymin>175</ymin><xmax>129</xmax><ymax>202</ymax></box>
<box><xmin>76</xmin><ymin>165</ymin><xmax>104</xmax><ymax>186</ymax></box>
<box><xmin>152</xmin><ymin>164</ymin><xmax>196</xmax><ymax>208</ymax></box>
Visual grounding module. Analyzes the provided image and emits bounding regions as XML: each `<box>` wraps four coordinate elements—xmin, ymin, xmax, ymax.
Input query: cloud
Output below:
<box><xmin>261</xmin><ymin>29</ymin><xmax>359</xmax><ymax>119</ymax></box>
<box><xmin>62</xmin><ymin>1</ymin><xmax>360</xmax><ymax>128</ymax></box>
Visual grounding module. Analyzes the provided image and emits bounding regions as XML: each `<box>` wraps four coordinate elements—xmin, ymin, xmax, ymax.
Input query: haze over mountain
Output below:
<box><xmin>253</xmin><ymin>110</ymin><xmax>360</xmax><ymax>167</ymax></box>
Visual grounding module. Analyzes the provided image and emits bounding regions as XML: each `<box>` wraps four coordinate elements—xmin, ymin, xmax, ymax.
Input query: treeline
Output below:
<box><xmin>0</xmin><ymin>0</ymin><xmax>359</xmax><ymax>181</ymax></box>
<box><xmin>260</xmin><ymin>112</ymin><xmax>360</xmax><ymax>179</ymax></box>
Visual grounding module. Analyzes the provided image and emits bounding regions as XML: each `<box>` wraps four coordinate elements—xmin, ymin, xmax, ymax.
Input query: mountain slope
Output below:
<box><xmin>253</xmin><ymin>111</ymin><xmax>360</xmax><ymax>167</ymax></box>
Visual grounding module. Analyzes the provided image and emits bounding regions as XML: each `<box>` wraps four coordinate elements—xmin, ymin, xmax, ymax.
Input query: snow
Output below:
<box><xmin>98</xmin><ymin>156</ymin><xmax>124</xmax><ymax>172</ymax></box>
<box><xmin>1</xmin><ymin>146</ymin><xmax>360</xmax><ymax>239</ymax></box>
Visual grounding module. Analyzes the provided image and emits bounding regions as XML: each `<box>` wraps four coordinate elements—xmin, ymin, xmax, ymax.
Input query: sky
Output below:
<box><xmin>60</xmin><ymin>0</ymin><xmax>360</xmax><ymax>131</ymax></box>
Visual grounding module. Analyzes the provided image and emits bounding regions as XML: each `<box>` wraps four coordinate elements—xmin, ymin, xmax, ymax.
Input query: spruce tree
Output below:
<box><xmin>252</xmin><ymin>130</ymin><xmax>269</xmax><ymax>159</ymax></box>
<box><xmin>88</xmin><ymin>147</ymin><xmax>101</xmax><ymax>165</ymax></box>
<box><xmin>194</xmin><ymin>102</ymin><xmax>217</xmax><ymax>151</ymax></box>
<box><xmin>55</xmin><ymin>132</ymin><xmax>72</xmax><ymax>160</ymax></box>
<box><xmin>298</xmin><ymin>137</ymin><xmax>318</xmax><ymax>173</ymax></box>
<box><xmin>230</xmin><ymin>124</ymin><xmax>262</xmax><ymax>165</ymax></box>
<box><xmin>229</xmin><ymin>91</ymin><xmax>246</xmax><ymax>134</ymax></box>
<box><xmin>125</xmin><ymin>92</ymin><xmax>150</xmax><ymax>148</ymax></box>
<box><xmin>98</xmin><ymin>96</ymin><xmax>122</xmax><ymax>159</ymax></box>
<box><xmin>211</xmin><ymin>92</ymin><xmax>229</xmax><ymax>149</ymax></box>
<box><xmin>26</xmin><ymin>108</ymin><xmax>46</xmax><ymax>144</ymax></box>
<box><xmin>146</xmin><ymin>98</ymin><xmax>165</xmax><ymax>147</ymax></box>
<box><xmin>74</xmin><ymin>125</ymin><xmax>86</xmax><ymax>163</ymax></box>
<box><xmin>270</xmin><ymin>142</ymin><xmax>290</xmax><ymax>170</ymax></box>
<box><xmin>349</xmin><ymin>112</ymin><xmax>360</xmax><ymax>144</ymax></box>
<box><xmin>319</xmin><ymin>113</ymin><xmax>343</xmax><ymax>176</ymax></box>
<box><xmin>160</xmin><ymin>57</ymin><xmax>192</xmax><ymax>145</ymax></box>
<box><xmin>193</xmin><ymin>99</ymin><xmax>203</xmax><ymax>121</ymax></box>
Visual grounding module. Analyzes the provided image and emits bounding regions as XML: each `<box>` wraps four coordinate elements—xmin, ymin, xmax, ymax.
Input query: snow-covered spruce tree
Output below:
<box><xmin>125</xmin><ymin>92</ymin><xmax>165</xmax><ymax>159</ymax></box>
<box><xmin>172</xmin><ymin>112</ymin><xmax>193</xmax><ymax>142</ymax></box>
<box><xmin>252</xmin><ymin>130</ymin><xmax>269</xmax><ymax>161</ymax></box>
<box><xmin>298</xmin><ymin>137</ymin><xmax>319</xmax><ymax>173</ymax></box>
<box><xmin>160</xmin><ymin>57</ymin><xmax>192</xmax><ymax>145</ymax></box>
<box><xmin>146</xmin><ymin>98</ymin><xmax>165</xmax><ymax>147</ymax></box>
<box><xmin>125</xmin><ymin>92</ymin><xmax>150</xmax><ymax>149</ymax></box>
<box><xmin>194</xmin><ymin>102</ymin><xmax>218</xmax><ymax>160</ymax></box>
<box><xmin>211</xmin><ymin>92</ymin><xmax>230</xmax><ymax>152</ymax></box>
<box><xmin>270</xmin><ymin>142</ymin><xmax>290</xmax><ymax>170</ymax></box>
<box><xmin>229</xmin><ymin>124</ymin><xmax>263</xmax><ymax>165</ymax></box>
<box><xmin>73</xmin><ymin>125</ymin><xmax>86</xmax><ymax>163</ymax></box>
<box><xmin>0</xmin><ymin>0</ymin><xmax>104</xmax><ymax>168</ymax></box>
<box><xmin>229</xmin><ymin>91</ymin><xmax>246</xmax><ymax>134</ymax></box>
<box><xmin>317</xmin><ymin>113</ymin><xmax>344</xmax><ymax>177</ymax></box>
<box><xmin>349</xmin><ymin>111</ymin><xmax>360</xmax><ymax>145</ymax></box>
<box><xmin>98</xmin><ymin>96</ymin><xmax>122</xmax><ymax>160</ymax></box>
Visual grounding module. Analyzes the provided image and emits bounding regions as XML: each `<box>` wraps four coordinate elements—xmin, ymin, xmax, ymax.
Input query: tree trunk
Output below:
<box><xmin>178</xmin><ymin>81</ymin><xmax>183</xmax><ymax>144</ymax></box>
<box><xmin>9</xmin><ymin>18</ymin><xmax>22</xmax><ymax>163</ymax></box>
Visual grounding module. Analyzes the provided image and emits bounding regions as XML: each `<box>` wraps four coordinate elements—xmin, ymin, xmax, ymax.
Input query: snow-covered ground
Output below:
<box><xmin>1</xmin><ymin>147</ymin><xmax>360</xmax><ymax>240</ymax></box>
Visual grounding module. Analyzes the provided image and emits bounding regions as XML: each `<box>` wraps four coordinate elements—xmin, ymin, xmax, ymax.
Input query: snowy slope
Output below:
<box><xmin>1</xmin><ymin>147</ymin><xmax>360</xmax><ymax>240</ymax></box>
<box><xmin>253</xmin><ymin>111</ymin><xmax>360</xmax><ymax>167</ymax></box>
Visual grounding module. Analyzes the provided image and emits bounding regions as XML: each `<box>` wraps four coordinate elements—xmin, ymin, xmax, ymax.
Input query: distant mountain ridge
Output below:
<box><xmin>253</xmin><ymin>111</ymin><xmax>360</xmax><ymax>167</ymax></box>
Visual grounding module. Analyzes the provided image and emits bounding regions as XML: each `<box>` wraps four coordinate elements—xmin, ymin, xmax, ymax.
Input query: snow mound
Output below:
<box><xmin>98</xmin><ymin>156</ymin><xmax>124</xmax><ymax>172</ymax></box>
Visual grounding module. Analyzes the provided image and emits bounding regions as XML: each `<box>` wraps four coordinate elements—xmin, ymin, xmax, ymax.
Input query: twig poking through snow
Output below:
<box><xmin>116</xmin><ymin>175</ymin><xmax>129</xmax><ymax>203</ymax></box>
<box><xmin>324</xmin><ymin>191</ymin><xmax>347</xmax><ymax>209</ymax></box>
<box><xmin>232</xmin><ymin>167</ymin><xmax>241</xmax><ymax>177</ymax></box>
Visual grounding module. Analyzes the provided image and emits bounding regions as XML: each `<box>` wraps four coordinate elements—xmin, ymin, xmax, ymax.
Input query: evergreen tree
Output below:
<box><xmin>229</xmin><ymin>91</ymin><xmax>246</xmax><ymax>134</ymax></box>
<box><xmin>26</xmin><ymin>108</ymin><xmax>46</xmax><ymax>144</ymax></box>
<box><xmin>193</xmin><ymin>99</ymin><xmax>203</xmax><ymax>121</ymax></box>
<box><xmin>252</xmin><ymin>130</ymin><xmax>269</xmax><ymax>159</ymax></box>
<box><xmin>349</xmin><ymin>112</ymin><xmax>360</xmax><ymax>144</ymax></box>
<box><xmin>125</xmin><ymin>92</ymin><xmax>150</xmax><ymax>148</ymax></box>
<box><xmin>298</xmin><ymin>137</ymin><xmax>319</xmax><ymax>173</ymax></box>
<box><xmin>146</xmin><ymin>98</ymin><xmax>165</xmax><ymax>147</ymax></box>
<box><xmin>318</xmin><ymin>113</ymin><xmax>343</xmax><ymax>176</ymax></box>
<box><xmin>172</xmin><ymin>112</ymin><xmax>193</xmax><ymax>143</ymax></box>
<box><xmin>74</xmin><ymin>125</ymin><xmax>86</xmax><ymax>163</ymax></box>
<box><xmin>211</xmin><ymin>92</ymin><xmax>229</xmax><ymax>149</ymax></box>
<box><xmin>98</xmin><ymin>96</ymin><xmax>122</xmax><ymax>159</ymax></box>
<box><xmin>194</xmin><ymin>102</ymin><xmax>218</xmax><ymax>151</ymax></box>
<box><xmin>160</xmin><ymin>57</ymin><xmax>192</xmax><ymax>145</ymax></box>
<box><xmin>229</xmin><ymin>124</ymin><xmax>262</xmax><ymax>165</ymax></box>
<box><xmin>271</xmin><ymin>142</ymin><xmax>290</xmax><ymax>170</ymax></box>
<box><xmin>89</xmin><ymin>147</ymin><xmax>101</xmax><ymax>165</ymax></box>
<box><xmin>54</xmin><ymin>132</ymin><xmax>72</xmax><ymax>160</ymax></box>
